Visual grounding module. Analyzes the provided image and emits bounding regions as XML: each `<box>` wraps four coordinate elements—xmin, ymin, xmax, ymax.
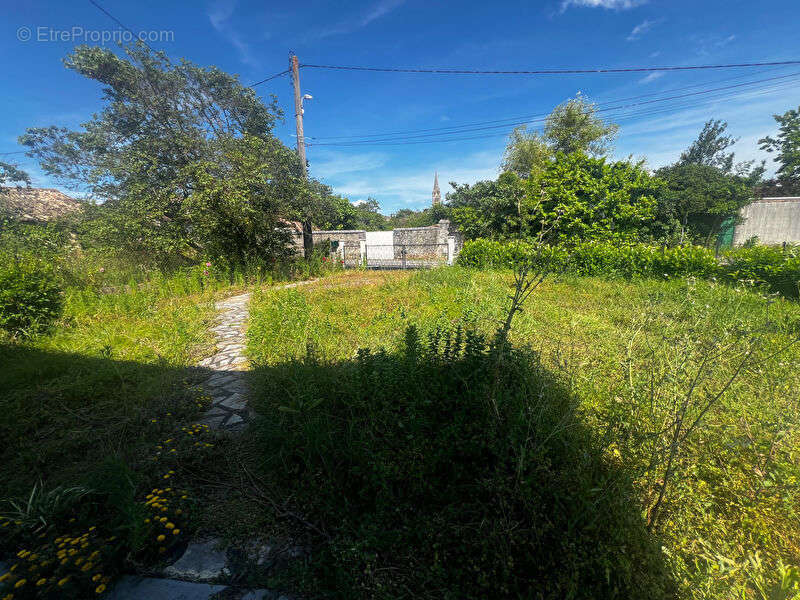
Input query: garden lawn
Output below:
<box><xmin>246</xmin><ymin>268</ymin><xmax>800</xmax><ymax>600</ymax></box>
<box><xmin>0</xmin><ymin>279</ymin><xmax>230</xmax><ymax>499</ymax></box>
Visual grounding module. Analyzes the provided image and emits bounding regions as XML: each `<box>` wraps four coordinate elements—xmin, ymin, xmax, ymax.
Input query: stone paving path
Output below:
<box><xmin>196</xmin><ymin>292</ymin><xmax>252</xmax><ymax>430</ymax></box>
<box><xmin>195</xmin><ymin>280</ymin><xmax>316</xmax><ymax>431</ymax></box>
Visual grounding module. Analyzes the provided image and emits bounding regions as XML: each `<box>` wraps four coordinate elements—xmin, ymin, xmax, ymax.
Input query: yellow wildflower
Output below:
<box><xmin>95</xmin><ymin>584</ymin><xmax>107</xmax><ymax>594</ymax></box>
<box><xmin>157</xmin><ymin>535</ymin><xmax>166</xmax><ymax>542</ymax></box>
<box><xmin>14</xmin><ymin>580</ymin><xmax>26</xmax><ymax>588</ymax></box>
<box><xmin>36</xmin><ymin>578</ymin><xmax>46</xmax><ymax>586</ymax></box>
<box><xmin>58</xmin><ymin>576</ymin><xmax>70</xmax><ymax>586</ymax></box>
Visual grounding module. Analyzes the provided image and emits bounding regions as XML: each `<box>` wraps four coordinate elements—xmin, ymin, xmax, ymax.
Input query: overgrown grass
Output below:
<box><xmin>0</xmin><ymin>275</ymin><xmax>226</xmax><ymax>498</ymax></box>
<box><xmin>246</xmin><ymin>268</ymin><xmax>800</xmax><ymax>599</ymax></box>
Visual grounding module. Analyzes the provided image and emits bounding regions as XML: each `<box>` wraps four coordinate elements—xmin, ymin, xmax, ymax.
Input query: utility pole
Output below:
<box><xmin>290</xmin><ymin>53</ymin><xmax>313</xmax><ymax>260</ymax></box>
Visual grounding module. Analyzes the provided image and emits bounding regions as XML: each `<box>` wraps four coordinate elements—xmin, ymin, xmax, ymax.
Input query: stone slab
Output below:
<box><xmin>164</xmin><ymin>539</ymin><xmax>230</xmax><ymax>581</ymax></box>
<box><xmin>107</xmin><ymin>576</ymin><xmax>227</xmax><ymax>600</ymax></box>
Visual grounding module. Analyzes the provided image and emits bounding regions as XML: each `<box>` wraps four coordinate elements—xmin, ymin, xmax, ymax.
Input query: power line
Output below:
<box><xmin>308</xmin><ymin>72</ymin><xmax>800</xmax><ymax>146</ymax></box>
<box><xmin>308</xmin><ymin>66</ymin><xmax>790</xmax><ymax>141</ymax></box>
<box><xmin>87</xmin><ymin>0</ymin><xmax>154</xmax><ymax>52</ymax></box>
<box><xmin>88</xmin><ymin>0</ymin><xmax>287</xmax><ymax>91</ymax></box>
<box><xmin>309</xmin><ymin>76</ymin><xmax>800</xmax><ymax>147</ymax></box>
<box><xmin>249</xmin><ymin>69</ymin><xmax>291</xmax><ymax>88</ymax></box>
<box><xmin>300</xmin><ymin>59</ymin><xmax>800</xmax><ymax>76</ymax></box>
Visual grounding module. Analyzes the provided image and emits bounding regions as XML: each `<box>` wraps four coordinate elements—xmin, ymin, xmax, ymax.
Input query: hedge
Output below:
<box><xmin>457</xmin><ymin>239</ymin><xmax>800</xmax><ymax>299</ymax></box>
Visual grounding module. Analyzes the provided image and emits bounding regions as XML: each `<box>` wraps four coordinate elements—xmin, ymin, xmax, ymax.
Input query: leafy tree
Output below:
<box><xmin>500</xmin><ymin>126</ymin><xmax>552</xmax><ymax>178</ymax></box>
<box><xmin>531</xmin><ymin>153</ymin><xmax>659</xmax><ymax>243</ymax></box>
<box><xmin>543</xmin><ymin>94</ymin><xmax>618</xmax><ymax>157</ymax></box>
<box><xmin>759</xmin><ymin>105</ymin><xmax>800</xmax><ymax>187</ymax></box>
<box><xmin>447</xmin><ymin>172</ymin><xmax>527</xmax><ymax>239</ymax></box>
<box><xmin>20</xmin><ymin>44</ymin><xmax>301</xmax><ymax>266</ymax></box>
<box><xmin>679</xmin><ymin>119</ymin><xmax>737</xmax><ymax>172</ymax></box>
<box><xmin>654</xmin><ymin>163</ymin><xmax>754</xmax><ymax>246</ymax></box>
<box><xmin>385</xmin><ymin>204</ymin><xmax>449</xmax><ymax>229</ymax></box>
<box><xmin>0</xmin><ymin>162</ymin><xmax>30</xmax><ymax>187</ymax></box>
<box><xmin>501</xmin><ymin>94</ymin><xmax>618</xmax><ymax>178</ymax></box>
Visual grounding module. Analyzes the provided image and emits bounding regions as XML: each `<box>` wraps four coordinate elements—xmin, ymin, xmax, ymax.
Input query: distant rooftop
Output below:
<box><xmin>0</xmin><ymin>187</ymin><xmax>84</xmax><ymax>223</ymax></box>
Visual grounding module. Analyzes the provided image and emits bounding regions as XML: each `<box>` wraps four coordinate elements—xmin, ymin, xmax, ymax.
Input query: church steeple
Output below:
<box><xmin>432</xmin><ymin>171</ymin><xmax>441</xmax><ymax>206</ymax></box>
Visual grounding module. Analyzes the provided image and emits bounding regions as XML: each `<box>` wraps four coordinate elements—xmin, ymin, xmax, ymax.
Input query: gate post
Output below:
<box><xmin>359</xmin><ymin>240</ymin><xmax>366</xmax><ymax>267</ymax></box>
<box><xmin>401</xmin><ymin>247</ymin><xmax>407</xmax><ymax>270</ymax></box>
<box><xmin>447</xmin><ymin>237</ymin><xmax>456</xmax><ymax>265</ymax></box>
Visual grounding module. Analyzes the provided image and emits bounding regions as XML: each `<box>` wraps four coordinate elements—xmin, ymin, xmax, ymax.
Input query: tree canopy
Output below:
<box><xmin>501</xmin><ymin>94</ymin><xmax>618</xmax><ymax>178</ymax></box>
<box><xmin>20</xmin><ymin>44</ymin><xmax>305</xmax><ymax>265</ymax></box>
<box><xmin>759</xmin><ymin>105</ymin><xmax>800</xmax><ymax>187</ymax></box>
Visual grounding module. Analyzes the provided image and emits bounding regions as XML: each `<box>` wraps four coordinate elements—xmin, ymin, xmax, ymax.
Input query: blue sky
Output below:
<box><xmin>2</xmin><ymin>0</ymin><xmax>799</xmax><ymax>213</ymax></box>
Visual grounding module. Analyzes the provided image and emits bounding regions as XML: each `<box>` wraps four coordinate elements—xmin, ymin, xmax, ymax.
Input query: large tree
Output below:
<box><xmin>0</xmin><ymin>162</ymin><xmax>31</xmax><ymax>188</ymax></box>
<box><xmin>531</xmin><ymin>153</ymin><xmax>659</xmax><ymax>243</ymax></box>
<box><xmin>678</xmin><ymin>119</ymin><xmax>737</xmax><ymax>172</ymax></box>
<box><xmin>501</xmin><ymin>94</ymin><xmax>618</xmax><ymax>178</ymax></box>
<box><xmin>759</xmin><ymin>105</ymin><xmax>800</xmax><ymax>191</ymax></box>
<box><xmin>544</xmin><ymin>94</ymin><xmax>619</xmax><ymax>157</ymax></box>
<box><xmin>20</xmin><ymin>44</ymin><xmax>304</xmax><ymax>265</ymax></box>
<box><xmin>654</xmin><ymin>163</ymin><xmax>754</xmax><ymax>246</ymax></box>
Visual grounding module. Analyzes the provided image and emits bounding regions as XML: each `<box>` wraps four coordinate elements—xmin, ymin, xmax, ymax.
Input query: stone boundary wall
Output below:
<box><xmin>733</xmin><ymin>197</ymin><xmax>800</xmax><ymax>245</ymax></box>
<box><xmin>284</xmin><ymin>220</ymin><xmax>463</xmax><ymax>262</ymax></box>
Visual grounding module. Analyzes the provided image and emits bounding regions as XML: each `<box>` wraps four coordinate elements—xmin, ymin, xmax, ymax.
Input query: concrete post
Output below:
<box><xmin>359</xmin><ymin>240</ymin><xmax>366</xmax><ymax>267</ymax></box>
<box><xmin>447</xmin><ymin>236</ymin><xmax>456</xmax><ymax>265</ymax></box>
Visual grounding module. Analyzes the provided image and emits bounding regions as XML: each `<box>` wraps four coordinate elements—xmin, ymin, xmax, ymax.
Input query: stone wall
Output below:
<box><xmin>284</xmin><ymin>220</ymin><xmax>463</xmax><ymax>263</ymax></box>
<box><xmin>392</xmin><ymin>220</ymin><xmax>458</xmax><ymax>258</ymax></box>
<box><xmin>733</xmin><ymin>198</ymin><xmax>800</xmax><ymax>245</ymax></box>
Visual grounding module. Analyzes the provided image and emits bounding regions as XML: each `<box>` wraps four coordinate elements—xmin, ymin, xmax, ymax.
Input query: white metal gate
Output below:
<box><xmin>365</xmin><ymin>230</ymin><xmax>393</xmax><ymax>259</ymax></box>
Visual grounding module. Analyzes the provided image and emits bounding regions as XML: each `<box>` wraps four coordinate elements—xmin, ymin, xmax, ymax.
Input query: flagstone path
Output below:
<box><xmin>195</xmin><ymin>279</ymin><xmax>316</xmax><ymax>431</ymax></box>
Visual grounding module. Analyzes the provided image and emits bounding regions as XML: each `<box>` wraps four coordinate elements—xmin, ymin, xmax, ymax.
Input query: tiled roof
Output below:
<box><xmin>0</xmin><ymin>187</ymin><xmax>84</xmax><ymax>223</ymax></box>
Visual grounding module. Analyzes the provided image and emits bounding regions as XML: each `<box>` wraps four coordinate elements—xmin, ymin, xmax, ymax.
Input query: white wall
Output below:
<box><xmin>734</xmin><ymin>198</ymin><xmax>800</xmax><ymax>245</ymax></box>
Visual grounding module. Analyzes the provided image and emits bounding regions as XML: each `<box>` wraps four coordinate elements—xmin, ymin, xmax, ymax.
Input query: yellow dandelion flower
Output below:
<box><xmin>173</xmin><ymin>529</ymin><xmax>180</xmax><ymax>535</ymax></box>
<box><xmin>95</xmin><ymin>584</ymin><xmax>107</xmax><ymax>594</ymax></box>
<box><xmin>157</xmin><ymin>534</ymin><xmax>166</xmax><ymax>542</ymax></box>
<box><xmin>0</xmin><ymin>573</ymin><xmax>10</xmax><ymax>582</ymax></box>
<box><xmin>81</xmin><ymin>563</ymin><xmax>93</xmax><ymax>572</ymax></box>
<box><xmin>92</xmin><ymin>574</ymin><xmax>102</xmax><ymax>582</ymax></box>
<box><xmin>165</xmin><ymin>523</ymin><xmax>174</xmax><ymax>529</ymax></box>
<box><xmin>158</xmin><ymin>547</ymin><xmax>166</xmax><ymax>553</ymax></box>
<box><xmin>60</xmin><ymin>559</ymin><xmax>69</xmax><ymax>566</ymax></box>
<box><xmin>36</xmin><ymin>578</ymin><xmax>46</xmax><ymax>586</ymax></box>
<box><xmin>14</xmin><ymin>579</ymin><xmax>26</xmax><ymax>588</ymax></box>
<box><xmin>58</xmin><ymin>576</ymin><xmax>70</xmax><ymax>586</ymax></box>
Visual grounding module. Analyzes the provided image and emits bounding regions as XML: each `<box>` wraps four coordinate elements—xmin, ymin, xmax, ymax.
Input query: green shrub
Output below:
<box><xmin>0</xmin><ymin>261</ymin><xmax>63</xmax><ymax>335</ymax></box>
<box><xmin>252</xmin><ymin>325</ymin><xmax>673</xmax><ymax>599</ymax></box>
<box><xmin>458</xmin><ymin>239</ymin><xmax>800</xmax><ymax>299</ymax></box>
<box><xmin>720</xmin><ymin>244</ymin><xmax>800</xmax><ymax>299</ymax></box>
<box><xmin>457</xmin><ymin>239</ymin><xmax>718</xmax><ymax>279</ymax></box>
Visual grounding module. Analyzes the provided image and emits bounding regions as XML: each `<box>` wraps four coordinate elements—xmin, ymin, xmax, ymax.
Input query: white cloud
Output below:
<box><xmin>207</xmin><ymin>0</ymin><xmax>260</xmax><ymax>68</ymax></box>
<box><xmin>560</xmin><ymin>0</ymin><xmax>647</xmax><ymax>12</ymax></box>
<box><xmin>627</xmin><ymin>18</ymin><xmax>660</xmax><ymax>41</ymax></box>
<box><xmin>314</xmin><ymin>0</ymin><xmax>406</xmax><ymax>39</ymax></box>
<box><xmin>313</xmin><ymin>149</ymin><xmax>499</xmax><ymax>211</ymax></box>
<box><xmin>310</xmin><ymin>151</ymin><xmax>389</xmax><ymax>178</ymax></box>
<box><xmin>638</xmin><ymin>71</ymin><xmax>664</xmax><ymax>84</ymax></box>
